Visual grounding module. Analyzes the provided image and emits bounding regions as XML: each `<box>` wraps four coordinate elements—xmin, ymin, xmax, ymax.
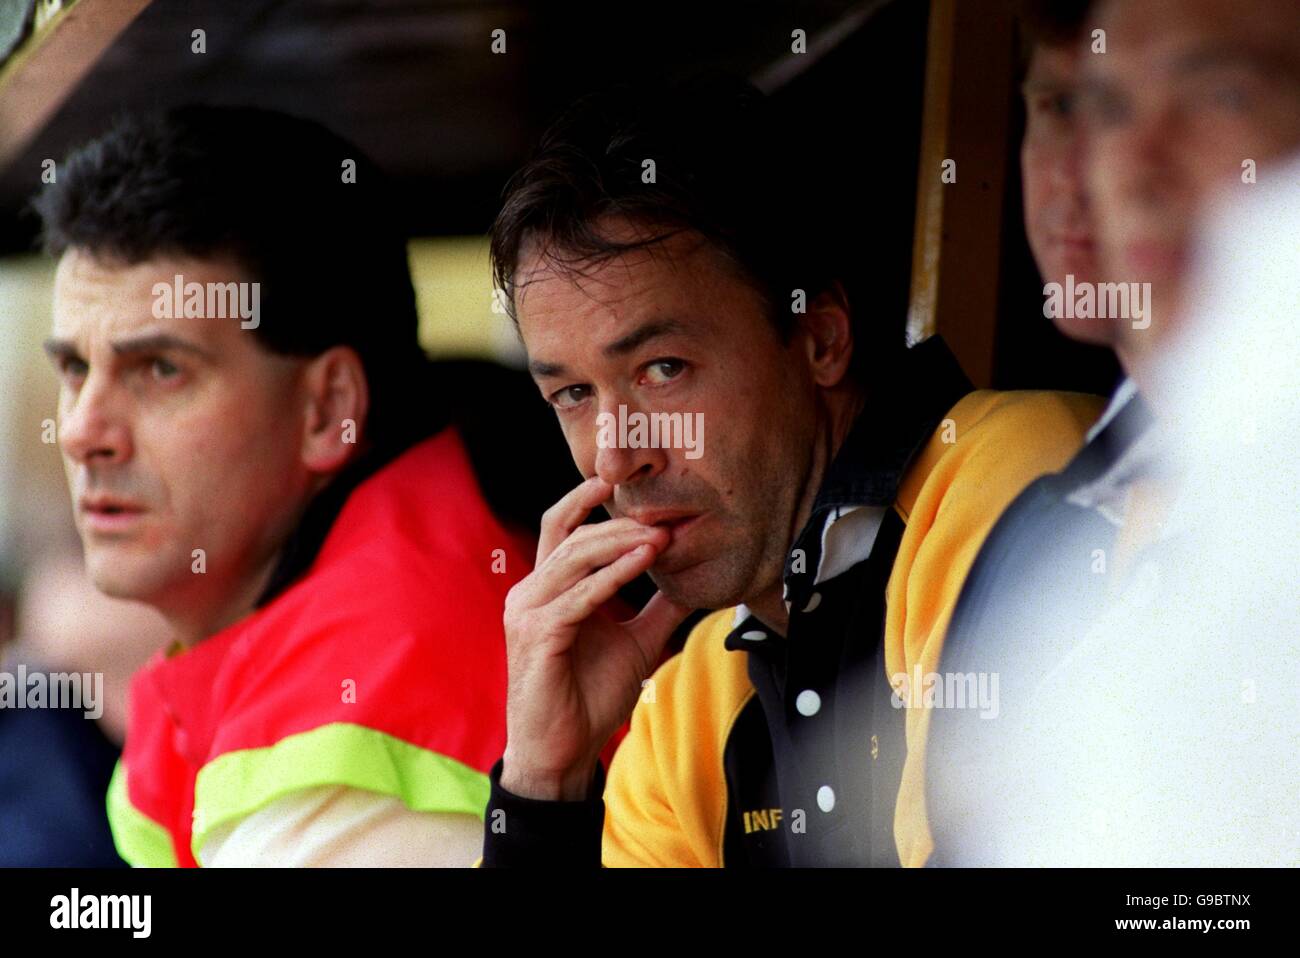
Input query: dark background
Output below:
<box><xmin>0</xmin><ymin>0</ymin><xmax>1117</xmax><ymax>394</ymax></box>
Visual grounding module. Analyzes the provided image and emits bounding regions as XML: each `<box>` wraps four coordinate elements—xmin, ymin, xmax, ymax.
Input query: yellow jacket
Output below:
<box><xmin>601</xmin><ymin>389</ymin><xmax>1103</xmax><ymax>867</ymax></box>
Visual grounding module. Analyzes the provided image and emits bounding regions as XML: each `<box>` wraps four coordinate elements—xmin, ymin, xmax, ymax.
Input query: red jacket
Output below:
<box><xmin>108</xmin><ymin>426</ymin><xmax>546</xmax><ymax>866</ymax></box>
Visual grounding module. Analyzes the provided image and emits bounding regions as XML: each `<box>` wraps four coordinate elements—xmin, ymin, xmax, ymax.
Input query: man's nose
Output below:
<box><xmin>59</xmin><ymin>376</ymin><xmax>132</xmax><ymax>465</ymax></box>
<box><xmin>1050</xmin><ymin>126</ymin><xmax>1088</xmax><ymax>200</ymax></box>
<box><xmin>1109</xmin><ymin>104</ymin><xmax>1181</xmax><ymax>208</ymax></box>
<box><xmin>592</xmin><ymin>401</ymin><xmax>668</xmax><ymax>488</ymax></box>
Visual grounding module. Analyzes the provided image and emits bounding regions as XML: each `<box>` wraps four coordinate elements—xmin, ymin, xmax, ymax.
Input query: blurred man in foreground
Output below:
<box><xmin>930</xmin><ymin>0</ymin><xmax>1300</xmax><ymax>864</ymax></box>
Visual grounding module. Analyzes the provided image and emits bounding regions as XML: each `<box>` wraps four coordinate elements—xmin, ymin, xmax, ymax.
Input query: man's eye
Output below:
<box><xmin>1082</xmin><ymin>90</ymin><xmax>1130</xmax><ymax>128</ymax></box>
<box><xmin>550</xmin><ymin>384</ymin><xmax>591</xmax><ymax>409</ymax></box>
<box><xmin>59</xmin><ymin>357</ymin><xmax>89</xmax><ymax>381</ymax></box>
<box><xmin>643</xmin><ymin>359</ymin><xmax>686</xmax><ymax>385</ymax></box>
<box><xmin>150</xmin><ymin>357</ymin><xmax>180</xmax><ymax>381</ymax></box>
<box><xmin>1208</xmin><ymin>83</ymin><xmax>1248</xmax><ymax>111</ymax></box>
<box><xmin>1031</xmin><ymin>92</ymin><xmax>1074</xmax><ymax>118</ymax></box>
<box><xmin>1047</xmin><ymin>92</ymin><xmax>1074</xmax><ymax>117</ymax></box>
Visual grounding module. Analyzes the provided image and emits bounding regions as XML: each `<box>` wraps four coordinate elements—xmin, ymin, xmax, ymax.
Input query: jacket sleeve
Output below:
<box><xmin>481</xmin><ymin>610</ymin><xmax>744</xmax><ymax>868</ymax></box>
<box><xmin>200</xmin><ymin>785</ymin><xmax>483</xmax><ymax>866</ymax></box>
<box><xmin>479</xmin><ymin>758</ymin><xmax>607</xmax><ymax>867</ymax></box>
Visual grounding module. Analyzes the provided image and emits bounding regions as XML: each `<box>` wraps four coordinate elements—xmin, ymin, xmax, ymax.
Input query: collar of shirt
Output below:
<box><xmin>796</xmin><ymin>336</ymin><xmax>972</xmax><ymax>514</ymax></box>
<box><xmin>254</xmin><ymin>440</ymin><xmax>419</xmax><ymax>608</ymax></box>
<box><xmin>729</xmin><ymin>336</ymin><xmax>972</xmax><ymax>644</ymax></box>
<box><xmin>784</xmin><ymin>335</ymin><xmax>970</xmax><ymax>594</ymax></box>
<box><xmin>1066</xmin><ymin>381</ymin><xmax>1159</xmax><ymax>528</ymax></box>
<box><xmin>812</xmin><ymin>505</ymin><xmax>886</xmax><ymax>586</ymax></box>
<box><xmin>1085</xmin><ymin>376</ymin><xmax>1138</xmax><ymax>444</ymax></box>
<box><xmin>1066</xmin><ymin>427</ymin><xmax>1163</xmax><ymax>527</ymax></box>
<box><xmin>733</xmin><ymin>506</ymin><xmax>888</xmax><ymax>630</ymax></box>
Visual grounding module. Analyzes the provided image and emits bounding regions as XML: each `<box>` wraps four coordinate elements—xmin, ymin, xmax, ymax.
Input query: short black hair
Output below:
<box><xmin>32</xmin><ymin>105</ymin><xmax>428</xmax><ymax>453</ymax></box>
<box><xmin>489</xmin><ymin>75</ymin><xmax>903</xmax><ymax>387</ymax></box>
<box><xmin>1017</xmin><ymin>0</ymin><xmax>1093</xmax><ymax>73</ymax></box>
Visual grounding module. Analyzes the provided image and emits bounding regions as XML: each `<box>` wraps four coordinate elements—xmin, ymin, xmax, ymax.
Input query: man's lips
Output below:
<box><xmin>625</xmin><ymin>510</ymin><xmax>707</xmax><ymax>548</ymax></box>
<box><xmin>659</xmin><ymin>514</ymin><xmax>704</xmax><ymax>540</ymax></box>
<box><xmin>626</xmin><ymin>508</ymin><xmax>698</xmax><ymax>527</ymax></box>
<box><xmin>1050</xmin><ymin>234</ymin><xmax>1096</xmax><ymax>258</ymax></box>
<box><xmin>79</xmin><ymin>496</ymin><xmax>147</xmax><ymax>533</ymax></box>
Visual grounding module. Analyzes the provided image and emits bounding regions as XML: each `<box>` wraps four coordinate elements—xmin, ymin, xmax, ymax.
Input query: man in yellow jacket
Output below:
<box><xmin>480</xmin><ymin>77</ymin><xmax>1102</xmax><ymax>867</ymax></box>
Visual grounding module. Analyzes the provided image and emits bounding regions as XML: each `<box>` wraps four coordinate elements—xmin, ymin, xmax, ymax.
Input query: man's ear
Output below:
<box><xmin>797</xmin><ymin>281</ymin><xmax>855</xmax><ymax>388</ymax></box>
<box><xmin>299</xmin><ymin>345</ymin><xmax>369</xmax><ymax>475</ymax></box>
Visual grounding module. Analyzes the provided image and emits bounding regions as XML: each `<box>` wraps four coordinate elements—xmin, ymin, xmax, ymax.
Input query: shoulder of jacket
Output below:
<box><xmin>896</xmin><ymin>389</ymin><xmax>1105</xmax><ymax>521</ymax></box>
<box><xmin>652</xmin><ymin>608</ymin><xmax>753</xmax><ymax>704</ymax></box>
<box><xmin>629</xmin><ymin>608</ymin><xmax>755</xmax><ymax>750</ymax></box>
<box><xmin>946</xmin><ymin>389</ymin><xmax>1103</xmax><ymax>442</ymax></box>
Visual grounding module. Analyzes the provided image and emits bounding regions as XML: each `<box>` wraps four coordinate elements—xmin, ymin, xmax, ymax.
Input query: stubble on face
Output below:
<box><xmin>514</xmin><ymin>223</ymin><xmax>824</xmax><ymax>615</ymax></box>
<box><xmin>51</xmin><ymin>249</ymin><xmax>312</xmax><ymax>632</ymax></box>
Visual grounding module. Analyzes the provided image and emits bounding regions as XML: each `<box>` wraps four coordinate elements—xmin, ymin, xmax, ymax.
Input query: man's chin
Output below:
<box><xmin>85</xmin><ymin>573</ymin><xmax>150</xmax><ymax>603</ymax></box>
<box><xmin>648</xmin><ymin>558</ymin><xmax>749</xmax><ymax>612</ymax></box>
<box><xmin>1053</xmin><ymin>312</ymin><xmax>1121</xmax><ymax>347</ymax></box>
<box><xmin>83</xmin><ymin>553</ymin><xmax>175</xmax><ymax>605</ymax></box>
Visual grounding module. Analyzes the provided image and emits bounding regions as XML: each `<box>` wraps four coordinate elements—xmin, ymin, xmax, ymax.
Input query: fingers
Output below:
<box><xmin>536</xmin><ymin>476</ymin><xmax>614</xmax><ymax>562</ymax></box>
<box><xmin>545</xmin><ymin>541</ymin><xmax>664</xmax><ymax>627</ymax></box>
<box><xmin>506</xmin><ymin>511</ymin><xmax>669</xmax><ymax>650</ymax></box>
<box><xmin>526</xmin><ymin>518</ymin><xmax>668</xmax><ymax>603</ymax></box>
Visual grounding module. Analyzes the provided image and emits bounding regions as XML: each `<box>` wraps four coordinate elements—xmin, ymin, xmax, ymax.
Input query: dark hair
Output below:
<box><xmin>32</xmin><ymin>105</ymin><xmax>429</xmax><ymax>453</ymax></box>
<box><xmin>489</xmin><ymin>75</ymin><xmax>900</xmax><ymax>387</ymax></box>
<box><xmin>1017</xmin><ymin>0</ymin><xmax>1093</xmax><ymax>72</ymax></box>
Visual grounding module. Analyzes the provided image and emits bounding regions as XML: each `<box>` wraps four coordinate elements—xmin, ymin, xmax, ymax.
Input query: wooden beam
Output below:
<box><xmin>906</xmin><ymin>0</ymin><xmax>1016</xmax><ymax>387</ymax></box>
<box><xmin>0</xmin><ymin>0</ymin><xmax>153</xmax><ymax>171</ymax></box>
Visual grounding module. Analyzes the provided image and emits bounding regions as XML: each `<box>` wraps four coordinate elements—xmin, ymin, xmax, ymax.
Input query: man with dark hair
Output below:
<box><xmin>34</xmin><ymin>105</ymin><xmax>562</xmax><ymax>866</ymax></box>
<box><xmin>489</xmin><ymin>80</ymin><xmax>903</xmax><ymax>392</ymax></box>
<box><xmin>479</xmin><ymin>78</ymin><xmax>1102</xmax><ymax>867</ymax></box>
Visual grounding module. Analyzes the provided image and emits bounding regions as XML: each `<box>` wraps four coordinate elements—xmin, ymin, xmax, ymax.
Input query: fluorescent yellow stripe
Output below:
<box><xmin>106</xmin><ymin>760</ymin><xmax>179</xmax><ymax>868</ymax></box>
<box><xmin>191</xmin><ymin>722</ymin><xmax>490</xmax><ymax>860</ymax></box>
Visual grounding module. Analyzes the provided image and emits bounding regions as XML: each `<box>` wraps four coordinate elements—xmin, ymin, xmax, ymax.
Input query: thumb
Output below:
<box><xmin>626</xmin><ymin>591</ymin><xmax>693</xmax><ymax>662</ymax></box>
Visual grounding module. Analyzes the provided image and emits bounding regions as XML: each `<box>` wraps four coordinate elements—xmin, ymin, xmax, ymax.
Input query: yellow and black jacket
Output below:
<box><xmin>482</xmin><ymin>337</ymin><xmax>1103</xmax><ymax>867</ymax></box>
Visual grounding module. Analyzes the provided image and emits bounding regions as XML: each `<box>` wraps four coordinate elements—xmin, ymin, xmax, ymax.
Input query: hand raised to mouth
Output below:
<box><xmin>500</xmin><ymin>475</ymin><xmax>692</xmax><ymax>801</ymax></box>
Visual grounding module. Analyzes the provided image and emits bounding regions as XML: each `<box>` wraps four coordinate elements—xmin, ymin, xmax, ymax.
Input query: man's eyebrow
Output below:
<box><xmin>43</xmin><ymin>332</ymin><xmax>216</xmax><ymax>361</ymax></box>
<box><xmin>1171</xmin><ymin>46</ymin><xmax>1270</xmax><ymax>76</ymax></box>
<box><xmin>1021</xmin><ymin>77</ymin><xmax>1070</xmax><ymax>96</ymax></box>
<box><xmin>529</xmin><ymin>358</ymin><xmax>568</xmax><ymax>379</ymax></box>
<box><xmin>528</xmin><ymin>319</ymin><xmax>690</xmax><ymax>381</ymax></box>
<box><xmin>109</xmin><ymin>332</ymin><xmax>215</xmax><ymax>360</ymax></box>
<box><xmin>42</xmin><ymin>338</ymin><xmax>80</xmax><ymax>361</ymax></box>
<box><xmin>602</xmin><ymin>319</ymin><xmax>687</xmax><ymax>358</ymax></box>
